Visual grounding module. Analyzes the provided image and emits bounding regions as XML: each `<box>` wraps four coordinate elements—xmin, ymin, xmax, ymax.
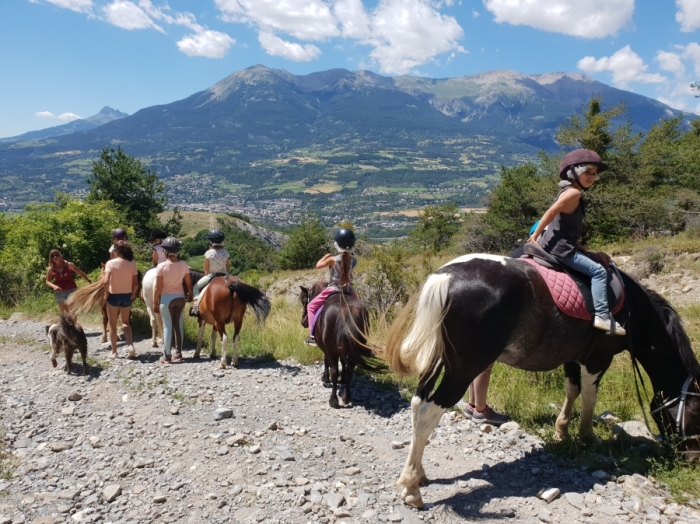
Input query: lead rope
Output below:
<box><xmin>612</xmin><ymin>263</ymin><xmax>654</xmax><ymax>434</ymax></box>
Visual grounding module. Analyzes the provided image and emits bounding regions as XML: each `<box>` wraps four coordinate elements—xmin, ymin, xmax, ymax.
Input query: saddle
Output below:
<box><xmin>518</xmin><ymin>243</ymin><xmax>625</xmax><ymax>321</ymax></box>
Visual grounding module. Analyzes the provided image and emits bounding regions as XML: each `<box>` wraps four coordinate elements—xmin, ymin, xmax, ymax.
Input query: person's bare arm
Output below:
<box><xmin>154</xmin><ymin>275</ymin><xmax>163</xmax><ymax>308</ymax></box>
<box><xmin>46</xmin><ymin>268</ymin><xmax>58</xmax><ymax>291</ymax></box>
<box><xmin>203</xmin><ymin>258</ymin><xmax>210</xmax><ymax>274</ymax></box>
<box><xmin>184</xmin><ymin>272</ymin><xmax>193</xmax><ymax>301</ymax></box>
<box><xmin>152</xmin><ymin>250</ymin><xmax>158</xmax><ymax>266</ymax></box>
<box><xmin>527</xmin><ymin>189</ymin><xmax>581</xmax><ymax>244</ymax></box>
<box><xmin>225</xmin><ymin>257</ymin><xmax>230</xmax><ymax>272</ymax></box>
<box><xmin>103</xmin><ymin>269</ymin><xmax>111</xmax><ymax>296</ymax></box>
<box><xmin>316</xmin><ymin>254</ymin><xmax>335</xmax><ymax>269</ymax></box>
<box><xmin>131</xmin><ymin>272</ymin><xmax>139</xmax><ymax>301</ymax></box>
<box><xmin>68</xmin><ymin>262</ymin><xmax>92</xmax><ymax>284</ymax></box>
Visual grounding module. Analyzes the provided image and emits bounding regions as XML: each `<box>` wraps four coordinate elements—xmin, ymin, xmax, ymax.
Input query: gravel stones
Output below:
<box><xmin>67</xmin><ymin>392</ymin><xmax>82</xmax><ymax>401</ymax></box>
<box><xmin>49</xmin><ymin>441</ymin><xmax>72</xmax><ymax>452</ymax></box>
<box><xmin>101</xmin><ymin>484</ymin><xmax>121</xmax><ymax>503</ymax></box>
<box><xmin>613</xmin><ymin>420</ymin><xmax>656</xmax><ymax>442</ymax></box>
<box><xmin>564</xmin><ymin>491</ymin><xmax>584</xmax><ymax>509</ymax></box>
<box><xmin>539</xmin><ymin>487</ymin><xmax>560</xmax><ymax>503</ymax></box>
<box><xmin>322</xmin><ymin>492</ymin><xmax>345</xmax><ymax>509</ymax></box>
<box><xmin>214</xmin><ymin>407</ymin><xmax>233</xmax><ymax>420</ymax></box>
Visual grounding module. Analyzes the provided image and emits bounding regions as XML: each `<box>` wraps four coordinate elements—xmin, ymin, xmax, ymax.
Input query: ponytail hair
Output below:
<box><xmin>340</xmin><ymin>251</ymin><xmax>352</xmax><ymax>288</ymax></box>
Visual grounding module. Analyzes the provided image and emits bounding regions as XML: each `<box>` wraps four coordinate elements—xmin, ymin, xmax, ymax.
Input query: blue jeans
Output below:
<box><xmin>561</xmin><ymin>250</ymin><xmax>609</xmax><ymax>317</ymax></box>
<box><xmin>160</xmin><ymin>294</ymin><xmax>185</xmax><ymax>356</ymax></box>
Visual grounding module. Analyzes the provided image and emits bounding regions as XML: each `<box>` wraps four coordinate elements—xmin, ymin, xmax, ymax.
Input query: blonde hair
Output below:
<box><xmin>48</xmin><ymin>249</ymin><xmax>64</xmax><ymax>269</ymax></box>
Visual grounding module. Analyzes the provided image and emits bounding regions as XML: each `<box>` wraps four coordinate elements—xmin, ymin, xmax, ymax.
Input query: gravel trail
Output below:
<box><xmin>1</xmin><ymin>316</ymin><xmax>699</xmax><ymax>524</ymax></box>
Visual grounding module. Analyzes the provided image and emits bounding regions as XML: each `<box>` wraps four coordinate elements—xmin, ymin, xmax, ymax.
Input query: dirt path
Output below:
<box><xmin>0</xmin><ymin>317</ymin><xmax>698</xmax><ymax>524</ymax></box>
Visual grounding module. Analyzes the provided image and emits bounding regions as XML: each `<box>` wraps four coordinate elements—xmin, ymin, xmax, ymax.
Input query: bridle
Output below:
<box><xmin>650</xmin><ymin>375</ymin><xmax>700</xmax><ymax>444</ymax></box>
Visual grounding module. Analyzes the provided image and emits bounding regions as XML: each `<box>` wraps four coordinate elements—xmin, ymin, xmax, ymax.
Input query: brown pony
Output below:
<box><xmin>192</xmin><ymin>271</ymin><xmax>271</xmax><ymax>368</ymax></box>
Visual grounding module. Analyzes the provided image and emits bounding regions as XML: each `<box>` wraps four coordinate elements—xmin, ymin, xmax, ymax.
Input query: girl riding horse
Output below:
<box><xmin>190</xmin><ymin>228</ymin><xmax>230</xmax><ymax>317</ymax></box>
<box><xmin>528</xmin><ymin>149</ymin><xmax>625</xmax><ymax>335</ymax></box>
<box><xmin>305</xmin><ymin>228</ymin><xmax>357</xmax><ymax>346</ymax></box>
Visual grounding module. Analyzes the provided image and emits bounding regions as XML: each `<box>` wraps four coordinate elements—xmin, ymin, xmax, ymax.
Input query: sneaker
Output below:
<box><xmin>593</xmin><ymin>315</ymin><xmax>626</xmax><ymax>336</ymax></box>
<box><xmin>472</xmin><ymin>406</ymin><xmax>510</xmax><ymax>426</ymax></box>
<box><xmin>463</xmin><ymin>403</ymin><xmax>476</xmax><ymax>419</ymax></box>
<box><xmin>304</xmin><ymin>335</ymin><xmax>317</xmax><ymax>347</ymax></box>
<box><xmin>159</xmin><ymin>354</ymin><xmax>172</xmax><ymax>365</ymax></box>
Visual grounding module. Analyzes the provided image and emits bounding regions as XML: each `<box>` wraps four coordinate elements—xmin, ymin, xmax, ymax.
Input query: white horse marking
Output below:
<box><xmin>439</xmin><ymin>253</ymin><xmax>509</xmax><ymax>269</ymax></box>
<box><xmin>580</xmin><ymin>366</ymin><xmax>601</xmax><ymax>437</ymax></box>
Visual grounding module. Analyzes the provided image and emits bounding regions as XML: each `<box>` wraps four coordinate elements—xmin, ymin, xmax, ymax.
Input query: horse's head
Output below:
<box><xmin>651</xmin><ymin>377</ymin><xmax>700</xmax><ymax>461</ymax></box>
<box><xmin>299</xmin><ymin>286</ymin><xmax>310</xmax><ymax>328</ymax></box>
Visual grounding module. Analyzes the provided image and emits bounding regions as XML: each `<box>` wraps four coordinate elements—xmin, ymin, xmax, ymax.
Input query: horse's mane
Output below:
<box><xmin>189</xmin><ymin>268</ymin><xmax>205</xmax><ymax>287</ymax></box>
<box><xmin>628</xmin><ymin>273</ymin><xmax>700</xmax><ymax>377</ymax></box>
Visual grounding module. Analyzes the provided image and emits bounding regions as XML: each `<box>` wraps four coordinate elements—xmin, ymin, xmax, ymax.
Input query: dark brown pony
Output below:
<box><xmin>46</xmin><ymin>312</ymin><xmax>88</xmax><ymax>375</ymax></box>
<box><xmin>300</xmin><ymin>282</ymin><xmax>382</xmax><ymax>408</ymax></box>
<box><xmin>192</xmin><ymin>270</ymin><xmax>271</xmax><ymax>368</ymax></box>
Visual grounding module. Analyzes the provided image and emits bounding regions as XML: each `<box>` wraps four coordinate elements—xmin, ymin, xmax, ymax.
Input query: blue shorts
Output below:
<box><xmin>54</xmin><ymin>288</ymin><xmax>76</xmax><ymax>304</ymax></box>
<box><xmin>106</xmin><ymin>293</ymin><xmax>133</xmax><ymax>308</ymax></box>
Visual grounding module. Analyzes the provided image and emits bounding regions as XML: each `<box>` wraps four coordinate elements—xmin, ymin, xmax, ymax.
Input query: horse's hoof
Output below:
<box><xmin>219</xmin><ymin>362</ymin><xmax>227</xmax><ymax>370</ymax></box>
<box><xmin>553</xmin><ymin>431</ymin><xmax>568</xmax><ymax>442</ymax></box>
<box><xmin>400</xmin><ymin>487</ymin><xmax>424</xmax><ymax>509</ymax></box>
<box><xmin>152</xmin><ymin>342</ymin><xmax>158</xmax><ymax>348</ymax></box>
<box><xmin>329</xmin><ymin>398</ymin><xmax>340</xmax><ymax>409</ymax></box>
<box><xmin>51</xmin><ymin>359</ymin><xmax>57</xmax><ymax>368</ymax></box>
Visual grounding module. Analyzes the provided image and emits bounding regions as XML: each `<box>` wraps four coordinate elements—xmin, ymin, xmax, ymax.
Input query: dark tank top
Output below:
<box><xmin>538</xmin><ymin>182</ymin><xmax>585</xmax><ymax>260</ymax></box>
<box><xmin>51</xmin><ymin>265</ymin><xmax>77</xmax><ymax>291</ymax></box>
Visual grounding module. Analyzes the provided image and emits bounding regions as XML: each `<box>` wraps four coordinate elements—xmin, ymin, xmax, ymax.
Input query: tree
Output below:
<box><xmin>86</xmin><ymin>147</ymin><xmax>166</xmax><ymax>239</ymax></box>
<box><xmin>409</xmin><ymin>202</ymin><xmax>462</xmax><ymax>252</ymax></box>
<box><xmin>278</xmin><ymin>212</ymin><xmax>328</xmax><ymax>270</ymax></box>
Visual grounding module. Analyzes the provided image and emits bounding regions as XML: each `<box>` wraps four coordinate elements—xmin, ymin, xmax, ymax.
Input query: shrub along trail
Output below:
<box><xmin>0</xmin><ymin>317</ymin><xmax>699</xmax><ymax>524</ymax></box>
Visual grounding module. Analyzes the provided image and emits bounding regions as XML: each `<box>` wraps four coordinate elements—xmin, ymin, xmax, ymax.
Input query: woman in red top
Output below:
<box><xmin>45</xmin><ymin>249</ymin><xmax>92</xmax><ymax>319</ymax></box>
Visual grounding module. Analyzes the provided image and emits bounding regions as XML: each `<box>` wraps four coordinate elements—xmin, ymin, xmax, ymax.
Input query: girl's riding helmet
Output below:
<box><xmin>161</xmin><ymin>237</ymin><xmax>181</xmax><ymax>254</ymax></box>
<box><xmin>149</xmin><ymin>229</ymin><xmax>167</xmax><ymax>242</ymax></box>
<box><xmin>559</xmin><ymin>149</ymin><xmax>608</xmax><ymax>180</ymax></box>
<box><xmin>206</xmin><ymin>228</ymin><xmax>225</xmax><ymax>244</ymax></box>
<box><xmin>334</xmin><ymin>228</ymin><xmax>356</xmax><ymax>249</ymax></box>
<box><xmin>112</xmin><ymin>228</ymin><xmax>128</xmax><ymax>240</ymax></box>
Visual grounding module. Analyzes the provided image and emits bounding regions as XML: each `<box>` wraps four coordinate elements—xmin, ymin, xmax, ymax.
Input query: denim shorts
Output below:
<box><xmin>106</xmin><ymin>293</ymin><xmax>133</xmax><ymax>308</ymax></box>
<box><xmin>54</xmin><ymin>288</ymin><xmax>76</xmax><ymax>304</ymax></box>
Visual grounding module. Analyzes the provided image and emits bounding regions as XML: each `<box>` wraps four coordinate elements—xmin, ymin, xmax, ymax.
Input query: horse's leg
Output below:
<box><xmin>148</xmin><ymin>306</ymin><xmax>159</xmax><ymax>347</ymax></box>
<box><xmin>555</xmin><ymin>362</ymin><xmax>581</xmax><ymax>440</ymax></box>
<box><xmin>219</xmin><ymin>325</ymin><xmax>228</xmax><ymax>370</ymax></box>
<box><xmin>80</xmin><ymin>346</ymin><xmax>88</xmax><ymax>376</ymax></box>
<box><xmin>210</xmin><ymin>326</ymin><xmax>217</xmax><ymax>360</ymax></box>
<box><xmin>231</xmin><ymin>323</ymin><xmax>241</xmax><ymax>368</ymax></box>
<box><xmin>578</xmin><ymin>363</ymin><xmax>607</xmax><ymax>440</ymax></box>
<box><xmin>101</xmin><ymin>304</ymin><xmax>108</xmax><ymax>343</ymax></box>
<box><xmin>398</xmin><ymin>370</ymin><xmax>469</xmax><ymax>509</ymax></box>
<box><xmin>65</xmin><ymin>348</ymin><xmax>73</xmax><ymax>375</ymax></box>
<box><xmin>194</xmin><ymin>320</ymin><xmax>205</xmax><ymax>359</ymax></box>
<box><xmin>328</xmin><ymin>353</ymin><xmax>340</xmax><ymax>409</ymax></box>
<box><xmin>341</xmin><ymin>359</ymin><xmax>354</xmax><ymax>405</ymax></box>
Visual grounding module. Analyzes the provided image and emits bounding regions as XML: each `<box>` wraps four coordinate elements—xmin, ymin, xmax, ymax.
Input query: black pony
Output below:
<box><xmin>384</xmin><ymin>253</ymin><xmax>700</xmax><ymax>509</ymax></box>
<box><xmin>300</xmin><ymin>282</ymin><xmax>382</xmax><ymax>408</ymax></box>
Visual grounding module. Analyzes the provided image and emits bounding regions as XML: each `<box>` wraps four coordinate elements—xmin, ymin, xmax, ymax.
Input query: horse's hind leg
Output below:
<box><xmin>231</xmin><ymin>322</ymin><xmax>241</xmax><ymax>368</ymax></box>
<box><xmin>398</xmin><ymin>370</ymin><xmax>469</xmax><ymax>509</ymax></box>
<box><xmin>81</xmin><ymin>348</ymin><xmax>88</xmax><ymax>376</ymax></box>
<box><xmin>210</xmin><ymin>326</ymin><xmax>217</xmax><ymax>360</ymax></box>
<box><xmin>65</xmin><ymin>349</ymin><xmax>73</xmax><ymax>375</ymax></box>
<box><xmin>219</xmin><ymin>326</ymin><xmax>228</xmax><ymax>370</ymax></box>
<box><xmin>341</xmin><ymin>359</ymin><xmax>354</xmax><ymax>405</ymax></box>
<box><xmin>101</xmin><ymin>305</ymin><xmax>108</xmax><ymax>343</ymax></box>
<box><xmin>327</xmin><ymin>354</ymin><xmax>340</xmax><ymax>409</ymax></box>
<box><xmin>194</xmin><ymin>321</ymin><xmax>205</xmax><ymax>359</ymax></box>
<box><xmin>148</xmin><ymin>307</ymin><xmax>159</xmax><ymax>348</ymax></box>
<box><xmin>555</xmin><ymin>362</ymin><xmax>581</xmax><ymax>440</ymax></box>
<box><xmin>579</xmin><ymin>364</ymin><xmax>606</xmax><ymax>441</ymax></box>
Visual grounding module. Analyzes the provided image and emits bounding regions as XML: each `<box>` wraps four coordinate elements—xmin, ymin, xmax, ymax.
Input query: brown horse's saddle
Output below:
<box><xmin>518</xmin><ymin>243</ymin><xmax>625</xmax><ymax>320</ymax></box>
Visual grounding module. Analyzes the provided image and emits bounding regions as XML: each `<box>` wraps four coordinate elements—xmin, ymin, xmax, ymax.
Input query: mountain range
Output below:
<box><xmin>0</xmin><ymin>65</ymin><xmax>692</xmax><ymax>217</ymax></box>
<box><xmin>0</xmin><ymin>107</ymin><xmax>128</xmax><ymax>144</ymax></box>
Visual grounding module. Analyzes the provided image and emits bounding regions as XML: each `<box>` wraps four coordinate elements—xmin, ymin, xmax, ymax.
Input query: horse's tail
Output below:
<box><xmin>384</xmin><ymin>272</ymin><xmax>451</xmax><ymax>377</ymax></box>
<box><xmin>228</xmin><ymin>282</ymin><xmax>271</xmax><ymax>325</ymax></box>
<box><xmin>65</xmin><ymin>281</ymin><xmax>106</xmax><ymax>316</ymax></box>
<box><xmin>338</xmin><ymin>300</ymin><xmax>387</xmax><ymax>374</ymax></box>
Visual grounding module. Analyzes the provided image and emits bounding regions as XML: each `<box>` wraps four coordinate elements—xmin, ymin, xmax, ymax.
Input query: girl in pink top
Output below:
<box><xmin>103</xmin><ymin>241</ymin><xmax>138</xmax><ymax>359</ymax></box>
<box><xmin>154</xmin><ymin>237</ymin><xmax>192</xmax><ymax>364</ymax></box>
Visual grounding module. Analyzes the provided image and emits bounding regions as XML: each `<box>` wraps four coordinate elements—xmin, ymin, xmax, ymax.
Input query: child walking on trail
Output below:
<box><xmin>527</xmin><ymin>148</ymin><xmax>625</xmax><ymax>335</ymax></box>
<box><xmin>305</xmin><ymin>228</ymin><xmax>357</xmax><ymax>346</ymax></box>
<box><xmin>149</xmin><ymin>229</ymin><xmax>168</xmax><ymax>267</ymax></box>
<box><xmin>189</xmin><ymin>228</ymin><xmax>230</xmax><ymax>317</ymax></box>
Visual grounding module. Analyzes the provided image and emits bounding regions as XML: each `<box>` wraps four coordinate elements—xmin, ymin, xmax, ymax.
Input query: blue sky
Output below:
<box><xmin>2</xmin><ymin>0</ymin><xmax>700</xmax><ymax>138</ymax></box>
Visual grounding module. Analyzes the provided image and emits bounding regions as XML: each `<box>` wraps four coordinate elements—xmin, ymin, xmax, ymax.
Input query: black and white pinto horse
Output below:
<box><xmin>384</xmin><ymin>254</ymin><xmax>700</xmax><ymax>509</ymax></box>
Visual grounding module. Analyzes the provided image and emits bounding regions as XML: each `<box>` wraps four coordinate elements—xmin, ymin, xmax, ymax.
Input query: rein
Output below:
<box><xmin>650</xmin><ymin>376</ymin><xmax>700</xmax><ymax>443</ymax></box>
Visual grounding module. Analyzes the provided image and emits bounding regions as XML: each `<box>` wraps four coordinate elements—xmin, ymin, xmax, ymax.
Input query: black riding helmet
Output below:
<box><xmin>149</xmin><ymin>229</ymin><xmax>167</xmax><ymax>242</ymax></box>
<box><xmin>559</xmin><ymin>149</ymin><xmax>608</xmax><ymax>189</ymax></box>
<box><xmin>112</xmin><ymin>228</ymin><xmax>128</xmax><ymax>240</ymax></box>
<box><xmin>334</xmin><ymin>228</ymin><xmax>355</xmax><ymax>249</ymax></box>
<box><xmin>161</xmin><ymin>236</ymin><xmax>181</xmax><ymax>254</ymax></box>
<box><xmin>206</xmin><ymin>228</ymin><xmax>225</xmax><ymax>244</ymax></box>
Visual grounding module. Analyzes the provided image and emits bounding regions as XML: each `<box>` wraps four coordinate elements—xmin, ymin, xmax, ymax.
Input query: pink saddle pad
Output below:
<box><xmin>520</xmin><ymin>258</ymin><xmax>623</xmax><ymax>321</ymax></box>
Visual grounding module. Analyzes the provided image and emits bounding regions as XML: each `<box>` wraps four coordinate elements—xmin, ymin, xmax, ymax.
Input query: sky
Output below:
<box><xmin>2</xmin><ymin>0</ymin><xmax>700</xmax><ymax>138</ymax></box>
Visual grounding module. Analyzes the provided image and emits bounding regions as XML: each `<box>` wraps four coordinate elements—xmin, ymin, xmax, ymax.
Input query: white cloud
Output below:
<box><xmin>577</xmin><ymin>45</ymin><xmax>666</xmax><ymax>87</ymax></box>
<box><xmin>681</xmin><ymin>42</ymin><xmax>700</xmax><ymax>75</ymax></box>
<box><xmin>216</xmin><ymin>0</ymin><xmax>465</xmax><ymax>74</ymax></box>
<box><xmin>258</xmin><ymin>31</ymin><xmax>321</xmax><ymax>61</ymax></box>
<box><xmin>216</xmin><ymin>0</ymin><xmax>339</xmax><ymax>41</ymax></box>
<box><xmin>58</xmin><ymin>112</ymin><xmax>82</xmax><ymax>121</ymax></box>
<box><xmin>103</xmin><ymin>0</ymin><xmax>163</xmax><ymax>32</ymax></box>
<box><xmin>45</xmin><ymin>0</ymin><xmax>92</xmax><ymax>13</ymax></box>
<box><xmin>656</xmin><ymin>50</ymin><xmax>685</xmax><ymax>75</ymax></box>
<box><xmin>676</xmin><ymin>0</ymin><xmax>700</xmax><ymax>32</ymax></box>
<box><xmin>367</xmin><ymin>0</ymin><xmax>465</xmax><ymax>74</ymax></box>
<box><xmin>472</xmin><ymin>9</ymin><xmax>479</xmax><ymax>17</ymax></box>
<box><xmin>36</xmin><ymin>111</ymin><xmax>56</xmax><ymax>118</ymax></box>
<box><xmin>177</xmin><ymin>30</ymin><xmax>235</xmax><ymax>58</ymax></box>
<box><xmin>483</xmin><ymin>0</ymin><xmax>634</xmax><ymax>38</ymax></box>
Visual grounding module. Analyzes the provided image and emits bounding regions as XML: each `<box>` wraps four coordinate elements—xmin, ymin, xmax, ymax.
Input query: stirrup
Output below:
<box><xmin>305</xmin><ymin>336</ymin><xmax>317</xmax><ymax>347</ymax></box>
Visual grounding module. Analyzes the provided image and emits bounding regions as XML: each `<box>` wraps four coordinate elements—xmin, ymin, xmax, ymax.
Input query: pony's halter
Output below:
<box><xmin>650</xmin><ymin>376</ymin><xmax>700</xmax><ymax>444</ymax></box>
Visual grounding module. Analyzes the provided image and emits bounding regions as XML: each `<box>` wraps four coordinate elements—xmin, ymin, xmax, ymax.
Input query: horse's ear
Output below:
<box><xmin>300</xmin><ymin>286</ymin><xmax>308</xmax><ymax>293</ymax></box>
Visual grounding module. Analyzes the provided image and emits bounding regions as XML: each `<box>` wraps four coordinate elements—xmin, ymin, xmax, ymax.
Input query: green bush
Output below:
<box><xmin>0</xmin><ymin>196</ymin><xmax>126</xmax><ymax>303</ymax></box>
<box><xmin>278</xmin><ymin>212</ymin><xmax>328</xmax><ymax>270</ymax></box>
